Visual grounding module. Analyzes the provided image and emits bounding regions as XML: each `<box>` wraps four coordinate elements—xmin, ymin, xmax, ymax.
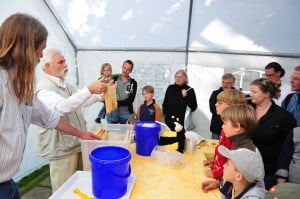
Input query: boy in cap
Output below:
<box><xmin>218</xmin><ymin>146</ymin><xmax>265</xmax><ymax>198</ymax></box>
<box><xmin>202</xmin><ymin>90</ymin><xmax>246</xmax><ymax>191</ymax></box>
<box><xmin>212</xmin><ymin>104</ymin><xmax>265</xmax><ymax>198</ymax></box>
<box><xmin>202</xmin><ymin>104</ymin><xmax>263</xmax><ymax>193</ymax></box>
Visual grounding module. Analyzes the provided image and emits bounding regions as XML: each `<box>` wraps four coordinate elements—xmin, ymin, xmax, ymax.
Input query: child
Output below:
<box><xmin>201</xmin><ymin>89</ymin><xmax>246</xmax><ymax>191</ymax></box>
<box><xmin>136</xmin><ymin>85</ymin><xmax>162</xmax><ymax>121</ymax></box>
<box><xmin>218</xmin><ymin>145</ymin><xmax>265</xmax><ymax>198</ymax></box>
<box><xmin>94</xmin><ymin>63</ymin><xmax>117</xmax><ymax>123</ymax></box>
<box><xmin>202</xmin><ymin>104</ymin><xmax>265</xmax><ymax>194</ymax></box>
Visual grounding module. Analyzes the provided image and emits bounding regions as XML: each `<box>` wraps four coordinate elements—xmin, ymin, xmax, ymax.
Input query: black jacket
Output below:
<box><xmin>209</xmin><ymin>87</ymin><xmax>224</xmax><ymax>134</ymax></box>
<box><xmin>112</xmin><ymin>74</ymin><xmax>137</xmax><ymax>114</ymax></box>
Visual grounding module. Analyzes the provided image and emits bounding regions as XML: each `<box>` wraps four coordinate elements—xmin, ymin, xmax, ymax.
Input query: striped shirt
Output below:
<box><xmin>0</xmin><ymin>68</ymin><xmax>60</xmax><ymax>182</ymax></box>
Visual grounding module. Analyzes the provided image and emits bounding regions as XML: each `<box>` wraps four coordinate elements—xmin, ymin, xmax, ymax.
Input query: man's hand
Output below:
<box><xmin>88</xmin><ymin>81</ymin><xmax>107</xmax><ymax>94</ymax></box>
<box><xmin>79</xmin><ymin>132</ymin><xmax>101</xmax><ymax>140</ymax></box>
<box><xmin>201</xmin><ymin>180</ymin><xmax>220</xmax><ymax>193</ymax></box>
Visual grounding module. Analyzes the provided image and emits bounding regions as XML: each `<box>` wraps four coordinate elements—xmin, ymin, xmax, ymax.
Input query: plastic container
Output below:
<box><xmin>184</xmin><ymin>138</ymin><xmax>197</xmax><ymax>155</ymax></box>
<box><xmin>81</xmin><ymin>124</ymin><xmax>133</xmax><ymax>170</ymax></box>
<box><xmin>134</xmin><ymin>121</ymin><xmax>161</xmax><ymax>156</ymax></box>
<box><xmin>90</xmin><ymin>146</ymin><xmax>131</xmax><ymax>199</ymax></box>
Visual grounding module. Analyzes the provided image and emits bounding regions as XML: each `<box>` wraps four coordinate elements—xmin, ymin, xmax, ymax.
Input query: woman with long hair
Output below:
<box><xmin>0</xmin><ymin>13</ymin><xmax>100</xmax><ymax>198</ymax></box>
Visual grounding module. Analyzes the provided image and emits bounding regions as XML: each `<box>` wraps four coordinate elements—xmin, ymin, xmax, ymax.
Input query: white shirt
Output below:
<box><xmin>36</xmin><ymin>74</ymin><xmax>103</xmax><ymax>116</ymax></box>
<box><xmin>0</xmin><ymin>68</ymin><xmax>60</xmax><ymax>182</ymax></box>
<box><xmin>274</xmin><ymin>81</ymin><xmax>292</xmax><ymax>106</ymax></box>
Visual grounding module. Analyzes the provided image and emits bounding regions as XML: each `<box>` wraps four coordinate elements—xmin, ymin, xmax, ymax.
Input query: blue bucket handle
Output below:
<box><xmin>98</xmin><ymin>163</ymin><xmax>131</xmax><ymax>178</ymax></box>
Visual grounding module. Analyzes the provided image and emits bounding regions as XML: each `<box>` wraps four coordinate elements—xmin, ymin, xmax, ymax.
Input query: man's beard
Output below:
<box><xmin>57</xmin><ymin>69</ymin><xmax>68</xmax><ymax>79</ymax></box>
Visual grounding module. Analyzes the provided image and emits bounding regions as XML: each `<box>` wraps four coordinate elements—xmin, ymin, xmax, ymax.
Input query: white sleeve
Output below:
<box><xmin>31</xmin><ymin>97</ymin><xmax>60</xmax><ymax>128</ymax></box>
<box><xmin>37</xmin><ymin>87</ymin><xmax>102</xmax><ymax>115</ymax></box>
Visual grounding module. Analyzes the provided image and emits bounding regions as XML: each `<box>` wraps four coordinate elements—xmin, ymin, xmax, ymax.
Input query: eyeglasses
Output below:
<box><xmin>265</xmin><ymin>73</ymin><xmax>276</xmax><ymax>77</ymax></box>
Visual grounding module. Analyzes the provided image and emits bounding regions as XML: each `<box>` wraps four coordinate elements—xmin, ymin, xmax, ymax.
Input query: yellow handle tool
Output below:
<box><xmin>73</xmin><ymin>188</ymin><xmax>94</xmax><ymax>199</ymax></box>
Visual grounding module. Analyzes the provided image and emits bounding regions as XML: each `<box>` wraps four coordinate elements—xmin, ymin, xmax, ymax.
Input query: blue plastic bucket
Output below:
<box><xmin>89</xmin><ymin>146</ymin><xmax>131</xmax><ymax>199</ymax></box>
<box><xmin>134</xmin><ymin>121</ymin><xmax>161</xmax><ymax>156</ymax></box>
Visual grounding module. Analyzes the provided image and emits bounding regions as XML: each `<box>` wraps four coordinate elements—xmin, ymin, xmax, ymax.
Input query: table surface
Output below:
<box><xmin>129</xmin><ymin>140</ymin><xmax>220</xmax><ymax>199</ymax></box>
<box><xmin>51</xmin><ymin>139</ymin><xmax>220</xmax><ymax>199</ymax></box>
<box><xmin>197</xmin><ymin>139</ymin><xmax>219</xmax><ymax>160</ymax></box>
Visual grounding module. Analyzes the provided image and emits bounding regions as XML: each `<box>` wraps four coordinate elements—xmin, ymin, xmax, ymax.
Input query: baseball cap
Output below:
<box><xmin>218</xmin><ymin>145</ymin><xmax>265</xmax><ymax>183</ymax></box>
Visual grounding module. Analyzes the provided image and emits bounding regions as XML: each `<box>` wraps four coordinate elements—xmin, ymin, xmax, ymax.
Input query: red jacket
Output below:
<box><xmin>211</xmin><ymin>129</ymin><xmax>234</xmax><ymax>179</ymax></box>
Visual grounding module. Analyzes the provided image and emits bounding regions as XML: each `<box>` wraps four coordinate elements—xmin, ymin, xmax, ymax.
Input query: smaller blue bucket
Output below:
<box><xmin>134</xmin><ymin>121</ymin><xmax>161</xmax><ymax>156</ymax></box>
<box><xmin>89</xmin><ymin>146</ymin><xmax>131</xmax><ymax>199</ymax></box>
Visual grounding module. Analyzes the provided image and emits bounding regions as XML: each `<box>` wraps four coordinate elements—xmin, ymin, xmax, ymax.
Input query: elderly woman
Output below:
<box><xmin>160</xmin><ymin>69</ymin><xmax>198</xmax><ymax>153</ymax></box>
<box><xmin>250</xmin><ymin>78</ymin><xmax>296</xmax><ymax>190</ymax></box>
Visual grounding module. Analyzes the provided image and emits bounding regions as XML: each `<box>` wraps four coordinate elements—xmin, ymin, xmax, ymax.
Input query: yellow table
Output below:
<box><xmin>129</xmin><ymin>143</ymin><xmax>220</xmax><ymax>199</ymax></box>
<box><xmin>197</xmin><ymin>139</ymin><xmax>219</xmax><ymax>161</ymax></box>
<box><xmin>52</xmin><ymin>140</ymin><xmax>220</xmax><ymax>199</ymax></box>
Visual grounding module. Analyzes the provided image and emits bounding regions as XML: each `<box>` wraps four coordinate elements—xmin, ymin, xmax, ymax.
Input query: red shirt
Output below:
<box><xmin>211</xmin><ymin>129</ymin><xmax>234</xmax><ymax>179</ymax></box>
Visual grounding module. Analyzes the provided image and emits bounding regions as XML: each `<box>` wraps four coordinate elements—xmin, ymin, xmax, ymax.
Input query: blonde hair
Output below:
<box><xmin>142</xmin><ymin>85</ymin><xmax>154</xmax><ymax>93</ymax></box>
<box><xmin>100</xmin><ymin>63</ymin><xmax>112</xmax><ymax>75</ymax></box>
<box><xmin>217</xmin><ymin>89</ymin><xmax>246</xmax><ymax>105</ymax></box>
<box><xmin>0</xmin><ymin>13</ymin><xmax>48</xmax><ymax>103</ymax></box>
<box><xmin>221</xmin><ymin>104</ymin><xmax>258</xmax><ymax>135</ymax></box>
<box><xmin>251</xmin><ymin>78</ymin><xmax>281</xmax><ymax>99</ymax></box>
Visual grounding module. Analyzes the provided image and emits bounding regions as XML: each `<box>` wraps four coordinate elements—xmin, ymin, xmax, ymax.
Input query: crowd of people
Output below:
<box><xmin>0</xmin><ymin>12</ymin><xmax>299</xmax><ymax>199</ymax></box>
<box><xmin>206</xmin><ymin>63</ymin><xmax>300</xmax><ymax>198</ymax></box>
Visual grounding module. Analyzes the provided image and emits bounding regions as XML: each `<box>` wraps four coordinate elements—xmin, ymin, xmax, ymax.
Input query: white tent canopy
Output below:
<box><xmin>1</xmin><ymin>0</ymin><xmax>300</xmax><ymax>181</ymax></box>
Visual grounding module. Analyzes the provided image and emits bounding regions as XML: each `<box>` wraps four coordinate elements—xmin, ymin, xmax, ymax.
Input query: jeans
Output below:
<box><xmin>107</xmin><ymin>111</ymin><xmax>130</xmax><ymax>124</ymax></box>
<box><xmin>106</xmin><ymin>109</ymin><xmax>121</xmax><ymax>124</ymax></box>
<box><xmin>97</xmin><ymin>106</ymin><xmax>106</xmax><ymax>119</ymax></box>
<box><xmin>0</xmin><ymin>179</ymin><xmax>21</xmax><ymax>199</ymax></box>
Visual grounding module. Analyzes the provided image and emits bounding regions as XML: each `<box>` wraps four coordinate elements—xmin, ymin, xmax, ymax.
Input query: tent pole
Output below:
<box><xmin>185</xmin><ymin>0</ymin><xmax>194</xmax><ymax>71</ymax></box>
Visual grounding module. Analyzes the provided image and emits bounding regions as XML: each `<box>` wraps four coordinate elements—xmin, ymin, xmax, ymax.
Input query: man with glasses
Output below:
<box><xmin>209</xmin><ymin>73</ymin><xmax>235</xmax><ymax>139</ymax></box>
<box><xmin>282</xmin><ymin>65</ymin><xmax>300</xmax><ymax>126</ymax></box>
<box><xmin>265</xmin><ymin>62</ymin><xmax>291</xmax><ymax>106</ymax></box>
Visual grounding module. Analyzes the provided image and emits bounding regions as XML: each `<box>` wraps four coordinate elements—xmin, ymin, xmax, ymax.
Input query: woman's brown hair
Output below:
<box><xmin>0</xmin><ymin>13</ymin><xmax>48</xmax><ymax>103</ymax></box>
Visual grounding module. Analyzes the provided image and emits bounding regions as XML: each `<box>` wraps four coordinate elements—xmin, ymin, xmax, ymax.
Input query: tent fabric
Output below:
<box><xmin>1</xmin><ymin>0</ymin><xmax>300</xmax><ymax>181</ymax></box>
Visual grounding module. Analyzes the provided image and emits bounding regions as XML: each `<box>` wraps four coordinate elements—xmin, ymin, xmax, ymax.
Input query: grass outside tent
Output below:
<box><xmin>17</xmin><ymin>164</ymin><xmax>51</xmax><ymax>195</ymax></box>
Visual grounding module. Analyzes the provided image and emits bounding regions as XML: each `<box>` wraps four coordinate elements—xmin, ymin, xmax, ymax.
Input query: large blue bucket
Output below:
<box><xmin>89</xmin><ymin>146</ymin><xmax>131</xmax><ymax>199</ymax></box>
<box><xmin>134</xmin><ymin>121</ymin><xmax>161</xmax><ymax>156</ymax></box>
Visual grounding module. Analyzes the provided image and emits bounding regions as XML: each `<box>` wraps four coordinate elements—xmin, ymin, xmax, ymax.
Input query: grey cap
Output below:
<box><xmin>218</xmin><ymin>146</ymin><xmax>265</xmax><ymax>183</ymax></box>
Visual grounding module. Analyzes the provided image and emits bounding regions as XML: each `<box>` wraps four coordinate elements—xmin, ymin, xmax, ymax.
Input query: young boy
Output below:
<box><xmin>136</xmin><ymin>85</ymin><xmax>162</xmax><ymax>121</ymax></box>
<box><xmin>218</xmin><ymin>104</ymin><xmax>265</xmax><ymax>198</ymax></box>
<box><xmin>202</xmin><ymin>89</ymin><xmax>246</xmax><ymax>191</ymax></box>
<box><xmin>218</xmin><ymin>145</ymin><xmax>265</xmax><ymax>199</ymax></box>
<box><xmin>202</xmin><ymin>104</ymin><xmax>265</xmax><ymax>196</ymax></box>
